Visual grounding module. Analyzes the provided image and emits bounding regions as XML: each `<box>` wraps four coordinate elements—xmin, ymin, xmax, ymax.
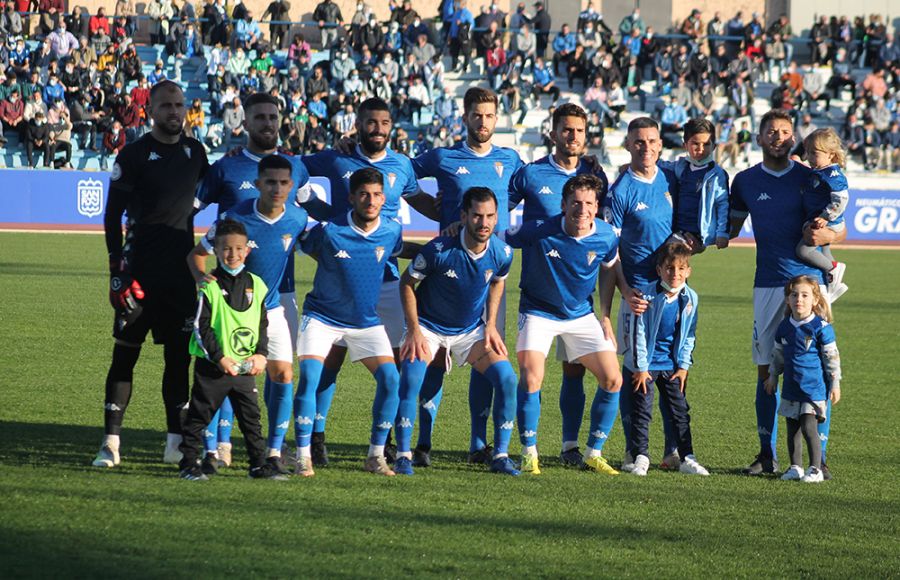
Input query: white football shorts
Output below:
<box><xmin>516</xmin><ymin>312</ymin><xmax>616</xmax><ymax>361</ymax></box>
<box><xmin>298</xmin><ymin>315</ymin><xmax>394</xmax><ymax>361</ymax></box>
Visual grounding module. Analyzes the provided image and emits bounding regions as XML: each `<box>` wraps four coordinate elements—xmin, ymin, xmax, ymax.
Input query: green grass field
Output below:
<box><xmin>1</xmin><ymin>232</ymin><xmax>899</xmax><ymax>578</ymax></box>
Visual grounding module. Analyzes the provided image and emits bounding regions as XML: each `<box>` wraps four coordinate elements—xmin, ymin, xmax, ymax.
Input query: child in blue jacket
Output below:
<box><xmin>622</xmin><ymin>242</ymin><xmax>710</xmax><ymax>477</ymax></box>
<box><xmin>660</xmin><ymin>117</ymin><xmax>731</xmax><ymax>253</ymax></box>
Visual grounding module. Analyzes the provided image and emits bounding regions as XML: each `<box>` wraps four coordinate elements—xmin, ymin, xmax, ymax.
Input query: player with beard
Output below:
<box><xmin>408</xmin><ymin>87</ymin><xmax>524</xmax><ymax>467</ymax></box>
<box><xmin>507</xmin><ymin>102</ymin><xmax>612</xmax><ymax>469</ymax></box>
<box><xmin>93</xmin><ymin>80</ymin><xmax>209</xmax><ymax>468</ymax></box>
<box><xmin>729</xmin><ymin>109</ymin><xmax>845</xmax><ymax>479</ymax></box>
<box><xmin>297</xmin><ymin>97</ymin><xmax>423</xmax><ymax>467</ymax></box>
<box><xmin>193</xmin><ymin>93</ymin><xmax>312</xmax><ymax>467</ymax></box>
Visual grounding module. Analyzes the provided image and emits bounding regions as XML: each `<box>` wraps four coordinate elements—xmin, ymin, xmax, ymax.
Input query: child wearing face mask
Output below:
<box><xmin>659</xmin><ymin>117</ymin><xmax>731</xmax><ymax>253</ymax></box>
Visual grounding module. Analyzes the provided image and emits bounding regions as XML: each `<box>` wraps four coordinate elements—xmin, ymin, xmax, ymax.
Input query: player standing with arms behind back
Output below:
<box><xmin>730</xmin><ymin>109</ymin><xmax>845</xmax><ymax>478</ymax></box>
<box><xmin>94</xmin><ymin>80</ymin><xmax>209</xmax><ymax>467</ymax></box>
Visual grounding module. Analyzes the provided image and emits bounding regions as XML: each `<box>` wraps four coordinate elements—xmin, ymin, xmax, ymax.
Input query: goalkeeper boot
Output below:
<box><xmin>520</xmin><ymin>453</ymin><xmax>541</xmax><ymax>475</ymax></box>
<box><xmin>583</xmin><ymin>454</ymin><xmax>620</xmax><ymax>476</ymax></box>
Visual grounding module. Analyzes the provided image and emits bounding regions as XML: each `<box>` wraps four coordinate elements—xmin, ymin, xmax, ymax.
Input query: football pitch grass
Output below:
<box><xmin>1</xmin><ymin>232</ymin><xmax>898</xmax><ymax>578</ymax></box>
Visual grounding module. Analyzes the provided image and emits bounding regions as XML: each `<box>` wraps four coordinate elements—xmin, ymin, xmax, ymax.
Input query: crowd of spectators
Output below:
<box><xmin>1</xmin><ymin>0</ymin><xmax>900</xmax><ymax>171</ymax></box>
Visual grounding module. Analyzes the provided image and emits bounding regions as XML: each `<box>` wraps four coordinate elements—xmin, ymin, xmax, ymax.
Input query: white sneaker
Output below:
<box><xmin>678</xmin><ymin>454</ymin><xmax>709</xmax><ymax>476</ymax></box>
<box><xmin>621</xmin><ymin>451</ymin><xmax>635</xmax><ymax>473</ymax></box>
<box><xmin>829</xmin><ymin>282</ymin><xmax>849</xmax><ymax>303</ymax></box>
<box><xmin>827</xmin><ymin>262</ymin><xmax>846</xmax><ymax>291</ymax></box>
<box><xmin>801</xmin><ymin>466</ymin><xmax>824</xmax><ymax>483</ymax></box>
<box><xmin>781</xmin><ymin>465</ymin><xmax>804</xmax><ymax>480</ymax></box>
<box><xmin>92</xmin><ymin>444</ymin><xmax>120</xmax><ymax>467</ymax></box>
<box><xmin>630</xmin><ymin>454</ymin><xmax>650</xmax><ymax>476</ymax></box>
<box><xmin>163</xmin><ymin>435</ymin><xmax>184</xmax><ymax>464</ymax></box>
<box><xmin>660</xmin><ymin>451</ymin><xmax>681</xmax><ymax>470</ymax></box>
<box><xmin>217</xmin><ymin>442</ymin><xmax>232</xmax><ymax>467</ymax></box>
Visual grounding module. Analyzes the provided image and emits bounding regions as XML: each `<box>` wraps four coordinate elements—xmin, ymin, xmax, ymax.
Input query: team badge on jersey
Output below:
<box><xmin>245</xmin><ymin>288</ymin><xmax>254</xmax><ymax>304</ymax></box>
<box><xmin>664</xmin><ymin>192</ymin><xmax>673</xmax><ymax>207</ymax></box>
<box><xmin>804</xmin><ymin>335</ymin><xmax>813</xmax><ymax>352</ymax></box>
<box><xmin>685</xmin><ymin>301</ymin><xmax>693</xmax><ymax>316</ymax></box>
<box><xmin>282</xmin><ymin>234</ymin><xmax>293</xmax><ymax>251</ymax></box>
<box><xmin>587</xmin><ymin>251</ymin><xmax>597</xmax><ymax>266</ymax></box>
<box><xmin>110</xmin><ymin>163</ymin><xmax>122</xmax><ymax>181</ymax></box>
<box><xmin>387</xmin><ymin>172</ymin><xmax>397</xmax><ymax>188</ymax></box>
<box><xmin>483</xmin><ymin>269</ymin><xmax>493</xmax><ymax>283</ymax></box>
<box><xmin>375</xmin><ymin>246</ymin><xmax>385</xmax><ymax>262</ymax></box>
<box><xmin>183</xmin><ymin>145</ymin><xmax>192</xmax><ymax>159</ymax></box>
<box><xmin>494</xmin><ymin>161</ymin><xmax>504</xmax><ymax>178</ymax></box>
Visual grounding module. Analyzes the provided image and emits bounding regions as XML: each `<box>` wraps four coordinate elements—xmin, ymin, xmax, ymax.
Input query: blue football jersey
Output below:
<box><xmin>730</xmin><ymin>162</ymin><xmax>823</xmax><ymax>287</ymax></box>
<box><xmin>508</xmin><ymin>155</ymin><xmax>609</xmax><ymax>223</ymax></box>
<box><xmin>195</xmin><ymin>149</ymin><xmax>311</xmax><ymax>295</ymax></box>
<box><xmin>202</xmin><ymin>199</ymin><xmax>309</xmax><ymax>310</ymax></box>
<box><xmin>604</xmin><ymin>167</ymin><xmax>678</xmax><ymax>287</ymax></box>
<box><xmin>408</xmin><ymin>233</ymin><xmax>513</xmax><ymax>335</ymax></box>
<box><xmin>302</xmin><ymin>146</ymin><xmax>418</xmax><ymax>282</ymax></box>
<box><xmin>775</xmin><ymin>314</ymin><xmax>836</xmax><ymax>403</ymax></box>
<box><xmin>301</xmin><ymin>146</ymin><xmax>419</xmax><ymax>220</ymax></box>
<box><xmin>804</xmin><ymin>164</ymin><xmax>848</xmax><ymax>225</ymax></box>
<box><xmin>412</xmin><ymin>142</ymin><xmax>524</xmax><ymax>231</ymax></box>
<box><xmin>501</xmin><ymin>214</ymin><xmax>619</xmax><ymax>321</ymax></box>
<box><xmin>300</xmin><ymin>213</ymin><xmax>403</xmax><ymax>329</ymax></box>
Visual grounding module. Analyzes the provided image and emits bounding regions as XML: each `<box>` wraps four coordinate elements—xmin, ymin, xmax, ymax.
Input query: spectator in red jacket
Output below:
<box><xmin>114</xmin><ymin>93</ymin><xmax>141</xmax><ymax>142</ymax></box>
<box><xmin>100</xmin><ymin>120</ymin><xmax>124</xmax><ymax>170</ymax></box>
<box><xmin>89</xmin><ymin>6</ymin><xmax>110</xmax><ymax>36</ymax></box>
<box><xmin>0</xmin><ymin>89</ymin><xmax>26</xmax><ymax>140</ymax></box>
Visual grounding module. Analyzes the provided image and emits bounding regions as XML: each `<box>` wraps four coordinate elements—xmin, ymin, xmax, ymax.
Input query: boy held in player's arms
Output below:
<box><xmin>797</xmin><ymin>128</ymin><xmax>849</xmax><ymax>302</ymax></box>
<box><xmin>659</xmin><ymin>118</ymin><xmax>731</xmax><ymax>254</ymax></box>
<box><xmin>622</xmin><ymin>242</ymin><xmax>710</xmax><ymax>477</ymax></box>
<box><xmin>178</xmin><ymin>219</ymin><xmax>288</xmax><ymax>481</ymax></box>
<box><xmin>765</xmin><ymin>275</ymin><xmax>841</xmax><ymax>483</ymax></box>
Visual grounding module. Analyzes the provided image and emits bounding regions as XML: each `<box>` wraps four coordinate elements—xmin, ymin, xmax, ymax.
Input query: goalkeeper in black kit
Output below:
<box><xmin>93</xmin><ymin>80</ymin><xmax>209</xmax><ymax>468</ymax></box>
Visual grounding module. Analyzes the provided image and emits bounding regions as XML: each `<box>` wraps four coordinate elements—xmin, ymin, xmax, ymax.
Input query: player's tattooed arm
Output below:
<box><xmin>398</xmin><ymin>270</ymin><xmax>431</xmax><ymax>363</ymax></box>
<box><xmin>403</xmin><ymin>190</ymin><xmax>441</xmax><ymax>221</ymax></box>
<box><xmin>398</xmin><ymin>241</ymin><xmax>423</xmax><ymax>259</ymax></box>
<box><xmin>187</xmin><ymin>242</ymin><xmax>216</xmax><ymax>285</ymax></box>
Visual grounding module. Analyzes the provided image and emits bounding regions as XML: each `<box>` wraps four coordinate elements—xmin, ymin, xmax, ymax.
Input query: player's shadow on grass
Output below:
<box><xmin>0</xmin><ymin>421</ymin><xmax>179</xmax><ymax>474</ymax></box>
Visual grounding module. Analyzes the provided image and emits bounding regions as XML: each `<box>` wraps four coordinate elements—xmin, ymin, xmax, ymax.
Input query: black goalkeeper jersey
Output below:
<box><xmin>104</xmin><ymin>133</ymin><xmax>208</xmax><ymax>285</ymax></box>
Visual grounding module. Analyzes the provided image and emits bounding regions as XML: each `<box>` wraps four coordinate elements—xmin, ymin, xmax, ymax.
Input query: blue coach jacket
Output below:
<box><xmin>623</xmin><ymin>282</ymin><xmax>699</xmax><ymax>372</ymax></box>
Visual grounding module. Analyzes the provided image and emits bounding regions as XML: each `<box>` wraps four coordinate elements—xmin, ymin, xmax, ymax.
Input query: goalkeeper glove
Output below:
<box><xmin>109</xmin><ymin>259</ymin><xmax>145</xmax><ymax>313</ymax></box>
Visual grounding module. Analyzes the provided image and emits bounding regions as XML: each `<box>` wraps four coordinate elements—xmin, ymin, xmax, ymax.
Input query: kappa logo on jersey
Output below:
<box><xmin>148</xmin><ymin>152</ymin><xmax>162</xmax><ymax>161</ymax></box>
<box><xmin>587</xmin><ymin>251</ymin><xmax>597</xmax><ymax>265</ymax></box>
<box><xmin>443</xmin><ymin>269</ymin><xmax>459</xmax><ymax>278</ymax></box>
<box><xmin>334</xmin><ymin>249</ymin><xmax>351</xmax><ymax>259</ymax></box>
<box><xmin>433</xmin><ymin>242</ymin><xmax>444</xmax><ymax>252</ymax></box>
<box><xmin>538</xmin><ymin>186</ymin><xmax>553</xmax><ymax>195</ymax></box>
<box><xmin>830</xmin><ymin>169</ymin><xmax>840</xmax><ymax>177</ymax></box>
<box><xmin>282</xmin><ymin>234</ymin><xmax>293</xmax><ymax>251</ymax></box>
<box><xmin>342</xmin><ymin>171</ymin><xmax>353</xmax><ymax>179</ymax></box>
<box><xmin>375</xmin><ymin>246</ymin><xmax>385</xmax><ymax>262</ymax></box>
<box><xmin>76</xmin><ymin>178</ymin><xmax>104</xmax><ymax>218</ymax></box>
<box><xmin>387</xmin><ymin>172</ymin><xmax>397</xmax><ymax>188</ymax></box>
<box><xmin>494</xmin><ymin>161</ymin><xmax>504</xmax><ymax>178</ymax></box>
<box><xmin>247</xmin><ymin>240</ymin><xmax>259</xmax><ymax>249</ymax></box>
<box><xmin>455</xmin><ymin>166</ymin><xmax>470</xmax><ymax>175</ymax></box>
<box><xmin>239</xmin><ymin>181</ymin><xmax>255</xmax><ymax>190</ymax></box>
<box><xmin>757</xmin><ymin>192</ymin><xmax>771</xmax><ymax>201</ymax></box>
<box><xmin>635</xmin><ymin>201</ymin><xmax>649</xmax><ymax>211</ymax></box>
<box><xmin>535</xmin><ymin>220</ymin><xmax>544</xmax><ymax>226</ymax></box>
<box><xmin>504</xmin><ymin>245</ymin><xmax>512</xmax><ymax>257</ymax></box>
<box><xmin>483</xmin><ymin>269</ymin><xmax>493</xmax><ymax>283</ymax></box>
<box><xmin>546</xmin><ymin>248</ymin><xmax>561</xmax><ymax>258</ymax></box>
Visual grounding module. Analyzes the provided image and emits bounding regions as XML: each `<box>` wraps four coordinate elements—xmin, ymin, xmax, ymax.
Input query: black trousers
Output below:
<box><xmin>180</xmin><ymin>360</ymin><xmax>266</xmax><ymax>468</ymax></box>
<box><xmin>629</xmin><ymin>369</ymin><xmax>694</xmax><ymax>459</ymax></box>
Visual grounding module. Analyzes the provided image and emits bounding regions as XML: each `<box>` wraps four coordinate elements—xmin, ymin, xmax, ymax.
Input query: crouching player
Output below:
<box><xmin>501</xmin><ymin>174</ymin><xmax>623</xmax><ymax>475</ymax></box>
<box><xmin>178</xmin><ymin>219</ymin><xmax>288</xmax><ymax>481</ymax></box>
<box><xmin>621</xmin><ymin>242</ymin><xmax>710</xmax><ymax>477</ymax></box>
<box><xmin>395</xmin><ymin>187</ymin><xmax>520</xmax><ymax>476</ymax></box>
<box><xmin>293</xmin><ymin>168</ymin><xmax>403</xmax><ymax>477</ymax></box>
